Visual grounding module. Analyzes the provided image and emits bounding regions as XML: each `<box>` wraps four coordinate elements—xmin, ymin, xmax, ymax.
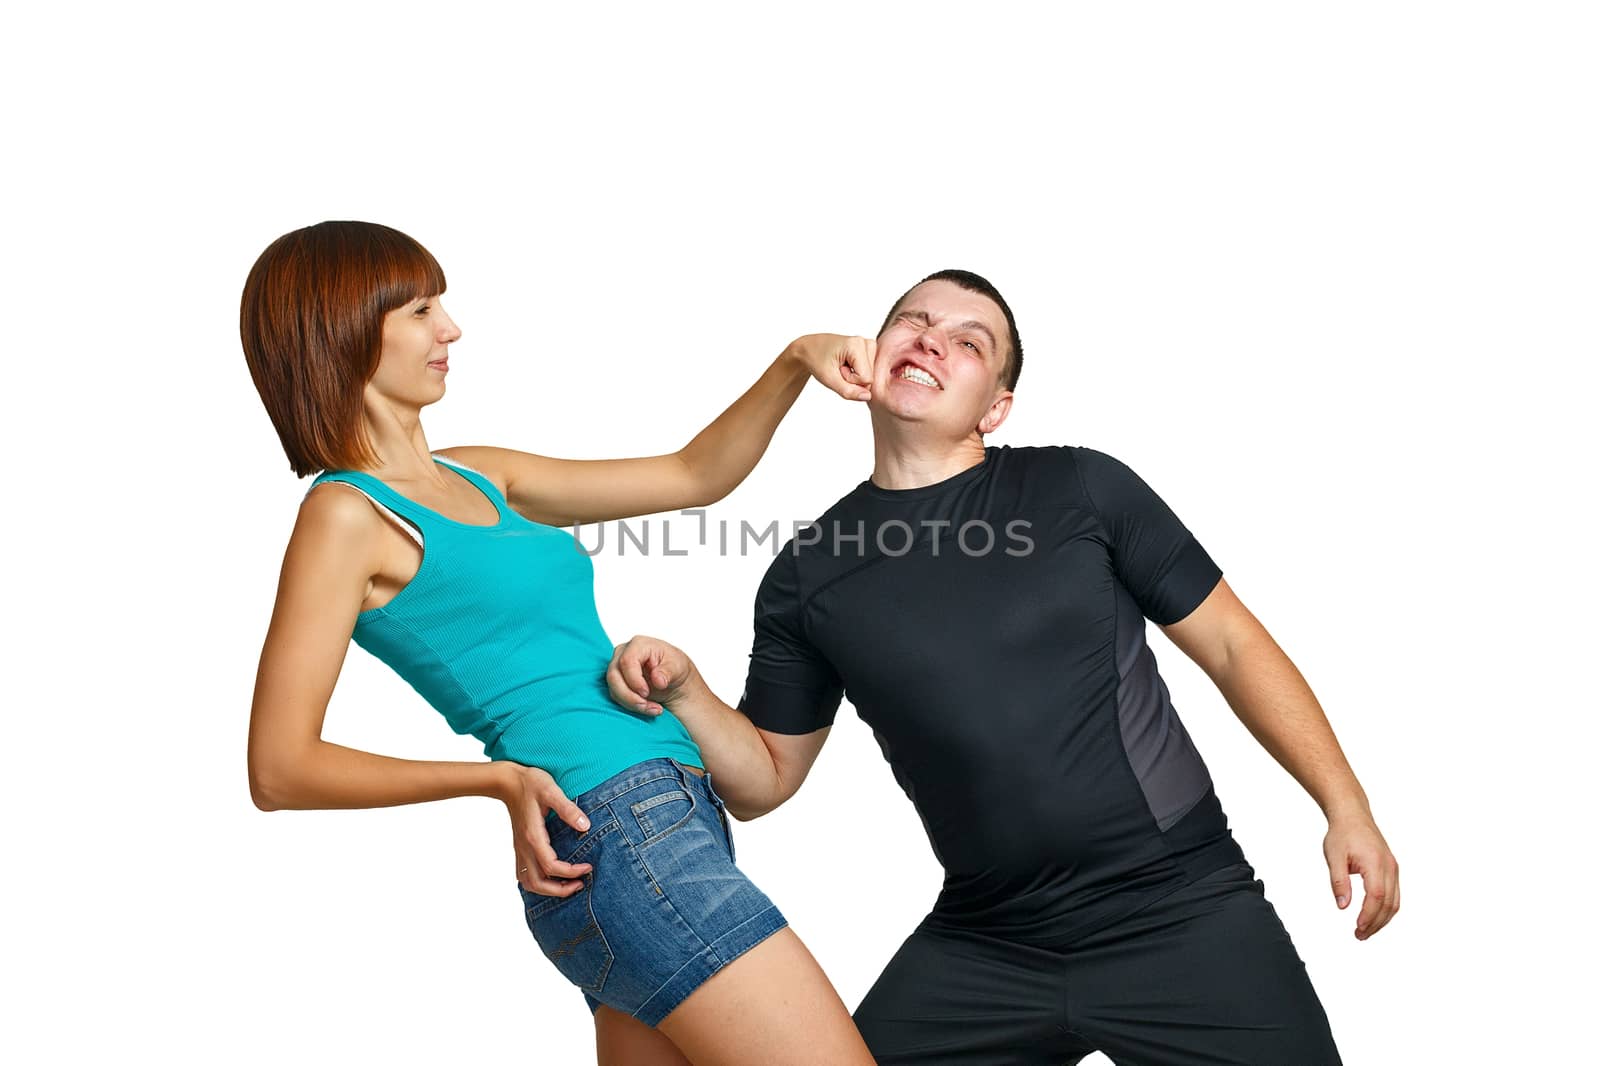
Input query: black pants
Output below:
<box><xmin>853</xmin><ymin>862</ymin><xmax>1341</xmax><ymax>1065</ymax></box>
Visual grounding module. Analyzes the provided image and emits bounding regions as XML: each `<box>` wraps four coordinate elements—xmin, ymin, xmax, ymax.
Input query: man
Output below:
<box><xmin>604</xmin><ymin>269</ymin><xmax>1398</xmax><ymax>1064</ymax></box>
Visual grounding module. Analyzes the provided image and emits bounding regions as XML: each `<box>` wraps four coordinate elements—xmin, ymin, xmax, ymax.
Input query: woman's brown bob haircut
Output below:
<box><xmin>240</xmin><ymin>220</ymin><xmax>447</xmax><ymax>477</ymax></box>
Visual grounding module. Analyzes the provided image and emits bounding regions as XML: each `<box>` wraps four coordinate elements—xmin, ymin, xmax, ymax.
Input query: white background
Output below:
<box><xmin>6</xmin><ymin>2</ymin><xmax>1595</xmax><ymax>1062</ymax></box>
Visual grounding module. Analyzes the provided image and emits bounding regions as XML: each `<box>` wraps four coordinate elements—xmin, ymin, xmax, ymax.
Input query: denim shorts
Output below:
<box><xmin>515</xmin><ymin>757</ymin><xmax>789</xmax><ymax>1026</ymax></box>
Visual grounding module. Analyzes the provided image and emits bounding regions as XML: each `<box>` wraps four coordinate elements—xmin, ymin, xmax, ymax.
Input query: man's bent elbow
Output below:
<box><xmin>727</xmin><ymin>794</ymin><xmax>784</xmax><ymax>821</ymax></box>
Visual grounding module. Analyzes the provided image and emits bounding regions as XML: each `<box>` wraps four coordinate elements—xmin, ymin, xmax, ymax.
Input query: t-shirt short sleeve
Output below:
<box><xmin>1071</xmin><ymin>446</ymin><xmax>1223</xmax><ymax>625</ymax></box>
<box><xmin>736</xmin><ymin>545</ymin><xmax>845</xmax><ymax>735</ymax></box>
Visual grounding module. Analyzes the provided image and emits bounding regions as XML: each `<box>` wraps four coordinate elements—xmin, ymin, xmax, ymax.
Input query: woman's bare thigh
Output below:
<box><xmin>653</xmin><ymin>926</ymin><xmax>873</xmax><ymax>1066</ymax></box>
<box><xmin>595</xmin><ymin>1005</ymin><xmax>693</xmax><ymax>1066</ymax></box>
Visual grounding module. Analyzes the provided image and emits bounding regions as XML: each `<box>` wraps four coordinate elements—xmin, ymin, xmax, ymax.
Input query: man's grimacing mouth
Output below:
<box><xmin>892</xmin><ymin>358</ymin><xmax>943</xmax><ymax>389</ymax></box>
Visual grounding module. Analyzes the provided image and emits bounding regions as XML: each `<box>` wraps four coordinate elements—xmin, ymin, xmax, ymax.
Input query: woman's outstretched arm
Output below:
<box><xmin>437</xmin><ymin>334</ymin><xmax>873</xmax><ymax>527</ymax></box>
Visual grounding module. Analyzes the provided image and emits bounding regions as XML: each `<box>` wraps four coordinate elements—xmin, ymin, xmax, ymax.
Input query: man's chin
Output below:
<box><xmin>872</xmin><ymin>398</ymin><xmax>924</xmax><ymax>421</ymax></box>
<box><xmin>870</xmin><ymin>401</ymin><xmax>948</xmax><ymax>434</ymax></box>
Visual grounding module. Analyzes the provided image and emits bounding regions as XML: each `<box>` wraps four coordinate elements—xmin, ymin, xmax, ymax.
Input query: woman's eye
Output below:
<box><xmin>415</xmin><ymin>304</ymin><xmax>431</xmax><ymax>315</ymax></box>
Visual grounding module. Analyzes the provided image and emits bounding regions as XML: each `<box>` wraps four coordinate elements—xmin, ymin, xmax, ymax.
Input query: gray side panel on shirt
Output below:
<box><xmin>1113</xmin><ymin>579</ymin><xmax>1213</xmax><ymax>831</ymax></box>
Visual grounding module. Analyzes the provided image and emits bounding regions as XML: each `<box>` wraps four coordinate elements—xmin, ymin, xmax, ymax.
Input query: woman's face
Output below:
<box><xmin>366</xmin><ymin>294</ymin><xmax>461</xmax><ymax>409</ymax></box>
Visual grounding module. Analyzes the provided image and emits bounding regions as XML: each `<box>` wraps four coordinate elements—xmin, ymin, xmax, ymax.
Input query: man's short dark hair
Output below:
<box><xmin>877</xmin><ymin>269</ymin><xmax>1023</xmax><ymax>391</ymax></box>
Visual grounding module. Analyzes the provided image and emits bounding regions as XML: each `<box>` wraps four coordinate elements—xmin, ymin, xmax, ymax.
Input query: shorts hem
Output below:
<box><xmin>631</xmin><ymin>903</ymin><xmax>789</xmax><ymax>1027</ymax></box>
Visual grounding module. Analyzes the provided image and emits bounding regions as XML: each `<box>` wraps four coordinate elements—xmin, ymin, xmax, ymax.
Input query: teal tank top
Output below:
<box><xmin>308</xmin><ymin>453</ymin><xmax>702</xmax><ymax>799</ymax></box>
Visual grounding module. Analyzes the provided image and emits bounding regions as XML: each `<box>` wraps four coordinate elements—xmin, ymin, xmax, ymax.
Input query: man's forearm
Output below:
<box><xmin>666</xmin><ymin>668</ymin><xmax>786</xmax><ymax>818</ymax></box>
<box><xmin>1211</xmin><ymin>633</ymin><xmax>1371</xmax><ymax>821</ymax></box>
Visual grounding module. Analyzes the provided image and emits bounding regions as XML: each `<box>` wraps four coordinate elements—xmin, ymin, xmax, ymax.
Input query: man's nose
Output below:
<box><xmin>916</xmin><ymin>331</ymin><xmax>945</xmax><ymax>359</ymax></box>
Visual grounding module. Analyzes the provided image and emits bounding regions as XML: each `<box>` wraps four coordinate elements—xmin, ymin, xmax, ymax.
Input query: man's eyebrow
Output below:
<box><xmin>959</xmin><ymin>320</ymin><xmax>998</xmax><ymax>352</ymax></box>
<box><xmin>900</xmin><ymin>308</ymin><xmax>998</xmax><ymax>353</ymax></box>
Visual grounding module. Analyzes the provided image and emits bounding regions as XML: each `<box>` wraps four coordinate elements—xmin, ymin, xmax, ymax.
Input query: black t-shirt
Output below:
<box><xmin>737</xmin><ymin>444</ymin><xmax>1245</xmax><ymax>945</ymax></box>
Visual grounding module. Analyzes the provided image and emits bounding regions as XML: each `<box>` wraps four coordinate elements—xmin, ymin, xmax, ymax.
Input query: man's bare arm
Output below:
<box><xmin>1162</xmin><ymin>577</ymin><xmax>1401</xmax><ymax>940</ymax></box>
<box><xmin>605</xmin><ymin>637</ymin><xmax>830</xmax><ymax>820</ymax></box>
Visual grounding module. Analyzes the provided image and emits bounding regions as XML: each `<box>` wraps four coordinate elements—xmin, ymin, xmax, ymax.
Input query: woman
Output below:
<box><xmin>241</xmin><ymin>220</ymin><xmax>876</xmax><ymax>1065</ymax></box>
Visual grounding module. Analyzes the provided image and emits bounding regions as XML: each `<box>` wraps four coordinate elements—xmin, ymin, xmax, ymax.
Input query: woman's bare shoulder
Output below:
<box><xmin>299</xmin><ymin>478</ymin><xmax>386</xmax><ymax>526</ymax></box>
<box><xmin>290</xmin><ymin>481</ymin><xmax>389</xmax><ymax>567</ymax></box>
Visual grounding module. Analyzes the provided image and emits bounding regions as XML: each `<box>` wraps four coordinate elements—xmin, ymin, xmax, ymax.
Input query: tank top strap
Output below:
<box><xmin>430</xmin><ymin>452</ymin><xmax>511</xmax><ymax>509</ymax></box>
<box><xmin>306</xmin><ymin>469</ymin><xmax>432</xmax><ymax>543</ymax></box>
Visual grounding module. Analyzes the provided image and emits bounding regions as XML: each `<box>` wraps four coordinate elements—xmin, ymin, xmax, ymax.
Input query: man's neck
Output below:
<box><xmin>869</xmin><ymin>431</ymin><xmax>988</xmax><ymax>491</ymax></box>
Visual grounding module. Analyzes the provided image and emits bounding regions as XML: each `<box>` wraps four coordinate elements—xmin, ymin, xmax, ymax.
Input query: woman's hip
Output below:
<box><xmin>517</xmin><ymin>757</ymin><xmax>786</xmax><ymax>1025</ymax></box>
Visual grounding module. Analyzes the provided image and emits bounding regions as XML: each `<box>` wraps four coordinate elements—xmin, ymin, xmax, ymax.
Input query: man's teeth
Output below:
<box><xmin>900</xmin><ymin>366</ymin><xmax>941</xmax><ymax>389</ymax></box>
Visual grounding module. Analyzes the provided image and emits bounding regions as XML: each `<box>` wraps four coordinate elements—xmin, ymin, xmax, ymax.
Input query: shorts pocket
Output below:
<box><xmin>524</xmin><ymin>870</ymin><xmax>614</xmax><ymax>996</ymax></box>
<box><xmin>630</xmin><ymin>787</ymin><xmax>696</xmax><ymax>844</ymax></box>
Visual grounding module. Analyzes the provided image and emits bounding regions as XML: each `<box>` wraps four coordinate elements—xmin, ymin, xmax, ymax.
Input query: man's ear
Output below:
<box><xmin>977</xmin><ymin>390</ymin><xmax>1014</xmax><ymax>435</ymax></box>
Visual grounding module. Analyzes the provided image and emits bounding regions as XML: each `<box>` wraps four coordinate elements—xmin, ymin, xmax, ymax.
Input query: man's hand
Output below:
<box><xmin>503</xmin><ymin>763</ymin><xmax>594</xmax><ymax>897</ymax></box>
<box><xmin>1324</xmin><ymin>811</ymin><xmax>1400</xmax><ymax>940</ymax></box>
<box><xmin>606</xmin><ymin>635</ymin><xmax>697</xmax><ymax>715</ymax></box>
<box><xmin>786</xmin><ymin>334</ymin><xmax>877</xmax><ymax>402</ymax></box>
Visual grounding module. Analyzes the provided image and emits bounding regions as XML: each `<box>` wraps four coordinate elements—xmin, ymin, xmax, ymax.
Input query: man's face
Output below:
<box><xmin>872</xmin><ymin>279</ymin><xmax>1013</xmax><ymax>437</ymax></box>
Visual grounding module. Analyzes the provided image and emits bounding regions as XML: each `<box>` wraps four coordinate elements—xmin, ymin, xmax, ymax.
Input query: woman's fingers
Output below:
<box><xmin>514</xmin><ymin>812</ymin><xmax>592</xmax><ymax>895</ymax></box>
<box><xmin>545</xmin><ymin>789</ymin><xmax>591</xmax><ymax>834</ymax></box>
<box><xmin>520</xmin><ymin>860</ymin><xmax>588</xmax><ymax>897</ymax></box>
<box><xmin>524</xmin><ymin>822</ymin><xmax>592</xmax><ymax>880</ymax></box>
<box><xmin>516</xmin><ymin>831</ymin><xmax>589</xmax><ymax>895</ymax></box>
<box><xmin>848</xmin><ymin>337</ymin><xmax>876</xmax><ymax>393</ymax></box>
<box><xmin>836</xmin><ymin>339</ymin><xmax>873</xmax><ymax>400</ymax></box>
<box><xmin>508</xmin><ymin>768</ymin><xmax>593</xmax><ymax>894</ymax></box>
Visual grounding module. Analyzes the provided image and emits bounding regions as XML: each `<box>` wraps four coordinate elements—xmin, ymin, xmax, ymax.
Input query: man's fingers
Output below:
<box><xmin>651</xmin><ymin>657</ymin><xmax>680</xmax><ymax>691</ymax></box>
<box><xmin>605</xmin><ymin>645</ymin><xmax>641</xmax><ymax>706</ymax></box>
<box><xmin>619</xmin><ymin>650</ymin><xmax>651</xmax><ymax>702</ymax></box>
<box><xmin>1329</xmin><ymin>862</ymin><xmax>1351</xmax><ymax>909</ymax></box>
<box><xmin>1368</xmin><ymin>860</ymin><xmax>1401</xmax><ymax>937</ymax></box>
<box><xmin>1354</xmin><ymin>872</ymin><xmax>1387</xmax><ymax>939</ymax></box>
<box><xmin>604</xmin><ymin>661</ymin><xmax>636</xmax><ymax>708</ymax></box>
